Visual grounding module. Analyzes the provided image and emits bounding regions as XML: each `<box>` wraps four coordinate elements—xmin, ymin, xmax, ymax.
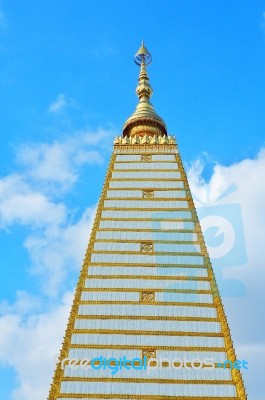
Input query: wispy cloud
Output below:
<box><xmin>0</xmin><ymin>291</ymin><xmax>73</xmax><ymax>400</ymax></box>
<box><xmin>0</xmin><ymin>174</ymin><xmax>66</xmax><ymax>228</ymax></box>
<box><xmin>0</xmin><ymin>128</ymin><xmax>114</xmax><ymax>294</ymax></box>
<box><xmin>25</xmin><ymin>205</ymin><xmax>96</xmax><ymax>296</ymax></box>
<box><xmin>16</xmin><ymin>128</ymin><xmax>114</xmax><ymax>193</ymax></box>
<box><xmin>188</xmin><ymin>148</ymin><xmax>265</xmax><ymax>399</ymax></box>
<box><xmin>0</xmin><ymin>146</ymin><xmax>265</xmax><ymax>399</ymax></box>
<box><xmin>48</xmin><ymin>94</ymin><xmax>67</xmax><ymax>113</ymax></box>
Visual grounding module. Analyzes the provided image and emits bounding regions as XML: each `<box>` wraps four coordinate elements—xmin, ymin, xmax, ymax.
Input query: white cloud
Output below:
<box><xmin>0</xmin><ymin>128</ymin><xmax>113</xmax><ymax>294</ymax></box>
<box><xmin>16</xmin><ymin>128</ymin><xmax>113</xmax><ymax>192</ymax></box>
<box><xmin>0</xmin><ymin>291</ymin><xmax>73</xmax><ymax>400</ymax></box>
<box><xmin>48</xmin><ymin>94</ymin><xmax>67</xmax><ymax>113</ymax></box>
<box><xmin>25</xmin><ymin>206</ymin><xmax>96</xmax><ymax>297</ymax></box>
<box><xmin>0</xmin><ymin>174</ymin><xmax>66</xmax><ymax>228</ymax></box>
<box><xmin>0</xmin><ymin>291</ymin><xmax>41</xmax><ymax>316</ymax></box>
<box><xmin>0</xmin><ymin>127</ymin><xmax>115</xmax><ymax>397</ymax></box>
<box><xmin>188</xmin><ymin>148</ymin><xmax>265</xmax><ymax>399</ymax></box>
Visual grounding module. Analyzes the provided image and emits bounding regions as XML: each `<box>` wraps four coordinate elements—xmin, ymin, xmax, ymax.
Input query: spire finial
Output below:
<box><xmin>134</xmin><ymin>41</ymin><xmax>153</xmax><ymax>102</ymax></box>
<box><xmin>134</xmin><ymin>40</ymin><xmax>152</xmax><ymax>65</ymax></box>
<box><xmin>122</xmin><ymin>42</ymin><xmax>167</xmax><ymax>138</ymax></box>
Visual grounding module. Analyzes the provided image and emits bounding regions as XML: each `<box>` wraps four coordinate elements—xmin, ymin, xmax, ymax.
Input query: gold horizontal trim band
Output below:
<box><xmin>97</xmin><ymin>229</ymin><xmax>196</xmax><ymax>233</ymax></box>
<box><xmin>88</xmin><ymin>263</ymin><xmax>205</xmax><ymax>269</ymax></box>
<box><xmin>91</xmin><ymin>251</ymin><xmax>203</xmax><ymax>257</ymax></box>
<box><xmin>100</xmin><ymin>218</ymin><xmax>193</xmax><ymax>222</ymax></box>
<box><xmin>76</xmin><ymin>315</ymin><xmax>217</xmax><ymax>322</ymax></box>
<box><xmin>85</xmin><ymin>275</ymin><xmax>209</xmax><ymax>281</ymax></box>
<box><xmin>79</xmin><ymin>300</ymin><xmax>215</xmax><ymax>307</ymax></box>
<box><xmin>94</xmin><ymin>240</ymin><xmax>199</xmax><ymax>245</ymax></box>
<box><xmin>72</xmin><ymin>329</ymin><xmax>223</xmax><ymax>337</ymax></box>
<box><xmin>61</xmin><ymin>377</ymin><xmax>232</xmax><ymax>385</ymax></box>
<box><xmin>58</xmin><ymin>395</ymin><xmax>237</xmax><ymax>400</ymax></box>
<box><xmin>114</xmin><ymin>151</ymin><xmax>178</xmax><ymax>155</ymax></box>
<box><xmin>113</xmin><ymin>169</ymin><xmax>180</xmax><ymax>172</ymax></box>
<box><xmin>114</xmin><ymin>161</ymin><xmax>178</xmax><ymax>164</ymax></box>
<box><xmin>105</xmin><ymin>197</ymin><xmax>188</xmax><ymax>201</ymax></box>
<box><xmin>82</xmin><ymin>288</ymin><xmax>211</xmax><ymax>294</ymax></box>
<box><xmin>69</xmin><ymin>344</ymin><xmax>225</xmax><ymax>352</ymax></box>
<box><xmin>110</xmin><ymin>179</ymin><xmax>183</xmax><ymax>182</ymax></box>
<box><xmin>102</xmin><ymin>208</ymin><xmax>190</xmax><ymax>212</ymax></box>
<box><xmin>107</xmin><ymin>188</ymin><xmax>185</xmax><ymax>191</ymax></box>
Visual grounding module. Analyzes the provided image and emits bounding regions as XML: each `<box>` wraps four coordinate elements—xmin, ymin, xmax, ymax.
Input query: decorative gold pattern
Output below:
<box><xmin>142</xmin><ymin>190</ymin><xmax>154</xmax><ymax>198</ymax></box>
<box><xmin>141</xmin><ymin>291</ymin><xmax>155</xmax><ymax>303</ymax></box>
<box><xmin>140</xmin><ymin>242</ymin><xmax>154</xmax><ymax>253</ymax></box>
<box><xmin>114</xmin><ymin>134</ymin><xmax>176</xmax><ymax>146</ymax></box>
<box><xmin>142</xmin><ymin>349</ymin><xmax>156</xmax><ymax>360</ymax></box>
<box><xmin>114</xmin><ymin>145</ymin><xmax>178</xmax><ymax>153</ymax></box>
<box><xmin>141</xmin><ymin>154</ymin><xmax>152</xmax><ymax>161</ymax></box>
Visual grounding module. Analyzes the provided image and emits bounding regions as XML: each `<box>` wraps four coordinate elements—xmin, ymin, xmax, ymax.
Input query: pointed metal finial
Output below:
<box><xmin>134</xmin><ymin>40</ymin><xmax>152</xmax><ymax>65</ymax></box>
<box><xmin>122</xmin><ymin>42</ymin><xmax>167</xmax><ymax>137</ymax></box>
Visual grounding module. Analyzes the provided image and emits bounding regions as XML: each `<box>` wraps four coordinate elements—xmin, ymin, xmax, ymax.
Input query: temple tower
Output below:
<box><xmin>48</xmin><ymin>42</ymin><xmax>247</xmax><ymax>400</ymax></box>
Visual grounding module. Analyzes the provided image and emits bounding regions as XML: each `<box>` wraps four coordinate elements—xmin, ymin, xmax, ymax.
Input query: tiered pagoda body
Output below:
<box><xmin>48</xmin><ymin>43</ymin><xmax>246</xmax><ymax>400</ymax></box>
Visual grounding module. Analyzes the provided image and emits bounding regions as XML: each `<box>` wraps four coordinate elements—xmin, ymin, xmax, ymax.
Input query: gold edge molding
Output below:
<box><xmin>105</xmin><ymin>188</ymin><xmax>185</xmax><ymax>191</ymax></box>
<box><xmin>82</xmin><ymin>288</ymin><xmax>211</xmax><ymax>293</ymax></box>
<box><xmin>109</xmin><ymin>178</ymin><xmax>183</xmax><ymax>181</ymax></box>
<box><xmin>175</xmin><ymin>152</ymin><xmax>247</xmax><ymax>400</ymax></box>
<box><xmin>74</xmin><ymin>315</ymin><xmax>218</xmax><ymax>322</ymax></box>
<box><xmin>78</xmin><ymin>301</ymin><xmax>215</xmax><ymax>307</ymax></box>
<box><xmin>56</xmin><ymin>395</ymin><xmax>238</xmax><ymax>400</ymax></box>
<box><xmin>48</xmin><ymin>152</ymin><xmax>117</xmax><ymax>399</ymax></box>
<box><xmin>84</xmin><ymin>275</ymin><xmax>209</xmax><ymax>281</ymax></box>
<box><xmin>72</xmin><ymin>329</ymin><xmax>224</xmax><ymax>337</ymax></box>
<box><xmin>68</xmin><ymin>344</ymin><xmax>225</xmax><ymax>351</ymax></box>
<box><xmin>94</xmin><ymin>239</ymin><xmax>200</xmax><ymax>244</ymax></box>
<box><xmin>86</xmin><ymin>262</ymin><xmax>207</xmax><ymax>269</ymax></box>
<box><xmin>91</xmin><ymin>251</ymin><xmax>204</xmax><ymax>257</ymax></box>
<box><xmin>86</xmin><ymin>265</ymin><xmax>208</xmax><ymax>270</ymax></box>
<box><xmin>61</xmin><ymin>377</ymin><xmax>233</xmax><ymax>385</ymax></box>
<box><xmin>105</xmin><ymin>198</ymin><xmax>188</xmax><ymax>201</ymax></box>
<box><xmin>100</xmin><ymin>216</ymin><xmax>192</xmax><ymax>220</ymax></box>
<box><xmin>112</xmin><ymin>168</ymin><xmax>181</xmax><ymax>172</ymax></box>
<box><xmin>114</xmin><ymin>160</ymin><xmax>178</xmax><ymax>163</ymax></box>
<box><xmin>80</xmin><ymin>300</ymin><xmax>215</xmax><ymax>308</ymax></box>
<box><xmin>97</xmin><ymin>228</ymin><xmax>195</xmax><ymax>232</ymax></box>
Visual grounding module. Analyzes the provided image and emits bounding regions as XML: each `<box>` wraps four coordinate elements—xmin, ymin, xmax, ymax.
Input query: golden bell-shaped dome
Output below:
<box><xmin>123</xmin><ymin>42</ymin><xmax>167</xmax><ymax>138</ymax></box>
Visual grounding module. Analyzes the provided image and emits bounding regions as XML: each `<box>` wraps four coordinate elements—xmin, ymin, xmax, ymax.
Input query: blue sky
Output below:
<box><xmin>0</xmin><ymin>1</ymin><xmax>265</xmax><ymax>399</ymax></box>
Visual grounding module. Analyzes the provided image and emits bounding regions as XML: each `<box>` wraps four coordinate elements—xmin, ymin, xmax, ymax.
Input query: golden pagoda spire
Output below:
<box><xmin>123</xmin><ymin>41</ymin><xmax>167</xmax><ymax>138</ymax></box>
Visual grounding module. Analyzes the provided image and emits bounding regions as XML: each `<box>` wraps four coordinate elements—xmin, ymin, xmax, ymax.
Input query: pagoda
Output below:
<box><xmin>48</xmin><ymin>42</ymin><xmax>247</xmax><ymax>400</ymax></box>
